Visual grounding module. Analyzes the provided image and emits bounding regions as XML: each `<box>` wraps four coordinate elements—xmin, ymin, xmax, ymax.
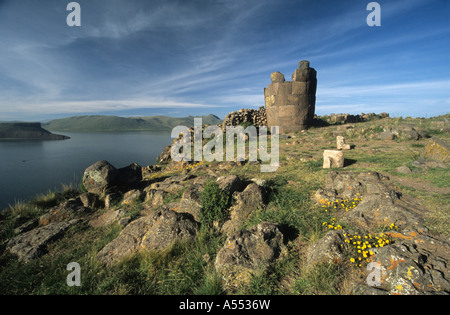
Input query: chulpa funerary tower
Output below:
<box><xmin>264</xmin><ymin>60</ymin><xmax>317</xmax><ymax>133</ymax></box>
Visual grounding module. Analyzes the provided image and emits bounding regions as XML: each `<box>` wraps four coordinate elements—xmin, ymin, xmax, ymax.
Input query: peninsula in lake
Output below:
<box><xmin>0</xmin><ymin>122</ymin><xmax>70</xmax><ymax>140</ymax></box>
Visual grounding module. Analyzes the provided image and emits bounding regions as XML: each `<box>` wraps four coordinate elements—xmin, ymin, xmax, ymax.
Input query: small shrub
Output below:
<box><xmin>199</xmin><ymin>180</ymin><xmax>230</xmax><ymax>226</ymax></box>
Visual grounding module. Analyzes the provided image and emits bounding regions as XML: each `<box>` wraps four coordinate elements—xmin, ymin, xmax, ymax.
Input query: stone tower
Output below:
<box><xmin>264</xmin><ymin>60</ymin><xmax>317</xmax><ymax>133</ymax></box>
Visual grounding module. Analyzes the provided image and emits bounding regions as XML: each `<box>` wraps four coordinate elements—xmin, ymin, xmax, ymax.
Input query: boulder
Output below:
<box><xmin>97</xmin><ymin>209</ymin><xmax>199</xmax><ymax>265</ymax></box>
<box><xmin>394</xmin><ymin>165</ymin><xmax>412</xmax><ymax>174</ymax></box>
<box><xmin>378</xmin><ymin>131</ymin><xmax>395</xmax><ymax>140</ymax></box>
<box><xmin>144</xmin><ymin>189</ymin><xmax>166</xmax><ymax>209</ymax></box>
<box><xmin>215</xmin><ymin>222</ymin><xmax>287</xmax><ymax>291</ymax></box>
<box><xmin>82</xmin><ymin>160</ymin><xmax>118</xmax><ymax>195</ymax></box>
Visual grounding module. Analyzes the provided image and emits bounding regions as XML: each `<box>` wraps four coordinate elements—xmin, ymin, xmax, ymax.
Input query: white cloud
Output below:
<box><xmin>0</xmin><ymin>98</ymin><xmax>219</xmax><ymax>118</ymax></box>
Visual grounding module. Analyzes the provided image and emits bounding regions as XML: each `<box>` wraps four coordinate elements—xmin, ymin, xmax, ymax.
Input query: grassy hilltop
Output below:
<box><xmin>0</xmin><ymin>113</ymin><xmax>448</xmax><ymax>295</ymax></box>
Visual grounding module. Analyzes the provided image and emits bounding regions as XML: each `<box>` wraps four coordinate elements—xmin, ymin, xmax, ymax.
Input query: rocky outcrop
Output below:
<box><xmin>215</xmin><ymin>222</ymin><xmax>287</xmax><ymax>292</ymax></box>
<box><xmin>310</xmin><ymin>171</ymin><xmax>449</xmax><ymax>294</ymax></box>
<box><xmin>6</xmin><ymin>220</ymin><xmax>78</xmax><ymax>262</ymax></box>
<box><xmin>97</xmin><ymin>209</ymin><xmax>199</xmax><ymax>265</ymax></box>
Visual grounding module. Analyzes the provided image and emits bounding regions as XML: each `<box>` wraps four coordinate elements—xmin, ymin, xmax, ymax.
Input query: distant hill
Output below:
<box><xmin>0</xmin><ymin>122</ymin><xmax>70</xmax><ymax>140</ymax></box>
<box><xmin>42</xmin><ymin>114</ymin><xmax>223</xmax><ymax>132</ymax></box>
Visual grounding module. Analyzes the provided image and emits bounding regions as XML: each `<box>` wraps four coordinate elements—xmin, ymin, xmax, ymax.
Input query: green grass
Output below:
<box><xmin>291</xmin><ymin>263</ymin><xmax>343</xmax><ymax>295</ymax></box>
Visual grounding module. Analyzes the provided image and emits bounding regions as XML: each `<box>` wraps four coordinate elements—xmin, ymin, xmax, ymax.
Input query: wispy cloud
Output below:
<box><xmin>0</xmin><ymin>0</ymin><xmax>448</xmax><ymax>120</ymax></box>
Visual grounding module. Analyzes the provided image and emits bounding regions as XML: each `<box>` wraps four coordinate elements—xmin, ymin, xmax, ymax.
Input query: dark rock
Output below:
<box><xmin>116</xmin><ymin>163</ymin><xmax>142</xmax><ymax>188</ymax></box>
<box><xmin>104</xmin><ymin>190</ymin><xmax>122</xmax><ymax>209</ymax></box>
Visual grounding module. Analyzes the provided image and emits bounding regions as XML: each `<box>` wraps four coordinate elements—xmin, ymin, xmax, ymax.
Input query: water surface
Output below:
<box><xmin>0</xmin><ymin>131</ymin><xmax>172</xmax><ymax>211</ymax></box>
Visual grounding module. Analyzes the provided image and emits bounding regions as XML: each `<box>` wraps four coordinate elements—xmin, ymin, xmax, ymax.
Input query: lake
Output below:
<box><xmin>0</xmin><ymin>131</ymin><xmax>173</xmax><ymax>211</ymax></box>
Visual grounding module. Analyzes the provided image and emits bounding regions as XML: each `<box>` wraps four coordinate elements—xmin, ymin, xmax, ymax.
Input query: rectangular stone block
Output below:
<box><xmin>292</xmin><ymin>81</ymin><xmax>307</xmax><ymax>95</ymax></box>
<box><xmin>292</xmin><ymin>68</ymin><xmax>308</xmax><ymax>82</ymax></box>
<box><xmin>276</xmin><ymin>82</ymin><xmax>292</xmax><ymax>95</ymax></box>
<box><xmin>323</xmin><ymin>150</ymin><xmax>344</xmax><ymax>168</ymax></box>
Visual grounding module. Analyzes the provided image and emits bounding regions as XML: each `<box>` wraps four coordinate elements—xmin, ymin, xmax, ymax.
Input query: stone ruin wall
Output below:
<box><xmin>264</xmin><ymin>60</ymin><xmax>317</xmax><ymax>133</ymax></box>
<box><xmin>221</xmin><ymin>106</ymin><xmax>267</xmax><ymax>131</ymax></box>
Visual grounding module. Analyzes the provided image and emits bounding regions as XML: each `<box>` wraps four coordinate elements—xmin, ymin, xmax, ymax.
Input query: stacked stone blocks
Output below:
<box><xmin>264</xmin><ymin>60</ymin><xmax>317</xmax><ymax>133</ymax></box>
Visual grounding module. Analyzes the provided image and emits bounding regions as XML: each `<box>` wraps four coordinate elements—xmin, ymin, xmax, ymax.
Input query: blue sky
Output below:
<box><xmin>0</xmin><ymin>0</ymin><xmax>448</xmax><ymax>121</ymax></box>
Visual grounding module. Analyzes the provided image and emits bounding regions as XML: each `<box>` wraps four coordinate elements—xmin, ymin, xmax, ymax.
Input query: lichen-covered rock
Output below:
<box><xmin>177</xmin><ymin>184</ymin><xmax>202</xmax><ymax>222</ymax></box>
<box><xmin>221</xmin><ymin>183</ymin><xmax>265</xmax><ymax>235</ymax></box>
<box><xmin>214</xmin><ymin>222</ymin><xmax>287</xmax><ymax>291</ymax></box>
<box><xmin>97</xmin><ymin>209</ymin><xmax>199</xmax><ymax>265</ymax></box>
<box><xmin>216</xmin><ymin>175</ymin><xmax>245</xmax><ymax>194</ymax></box>
<box><xmin>306</xmin><ymin>230</ymin><xmax>347</xmax><ymax>268</ymax></box>
<box><xmin>39</xmin><ymin>199</ymin><xmax>91</xmax><ymax>226</ymax></box>
<box><xmin>7</xmin><ymin>220</ymin><xmax>79</xmax><ymax>262</ymax></box>
<box><xmin>314</xmin><ymin>171</ymin><xmax>392</xmax><ymax>205</ymax></box>
<box><xmin>121</xmin><ymin>189</ymin><xmax>144</xmax><ymax>205</ymax></box>
<box><xmin>89</xmin><ymin>209</ymin><xmax>126</xmax><ymax>228</ymax></box>
<box><xmin>354</xmin><ymin>233</ymin><xmax>450</xmax><ymax>295</ymax></box>
<box><xmin>423</xmin><ymin>137</ymin><xmax>449</xmax><ymax>164</ymax></box>
<box><xmin>82</xmin><ymin>160</ymin><xmax>118</xmax><ymax>194</ymax></box>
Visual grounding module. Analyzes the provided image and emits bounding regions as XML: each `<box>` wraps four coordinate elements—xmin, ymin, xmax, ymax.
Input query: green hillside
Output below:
<box><xmin>42</xmin><ymin>114</ymin><xmax>222</xmax><ymax>132</ymax></box>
